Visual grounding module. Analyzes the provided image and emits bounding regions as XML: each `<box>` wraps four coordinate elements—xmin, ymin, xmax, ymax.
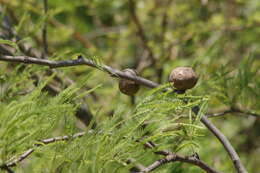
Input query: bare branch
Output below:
<box><xmin>5</xmin><ymin>149</ymin><xmax>35</xmax><ymax>168</ymax></box>
<box><xmin>200</xmin><ymin>115</ymin><xmax>247</xmax><ymax>173</ymax></box>
<box><xmin>0</xmin><ymin>165</ymin><xmax>14</xmax><ymax>173</ymax></box>
<box><xmin>142</xmin><ymin>140</ymin><xmax>171</xmax><ymax>156</ymax></box>
<box><xmin>141</xmin><ymin>141</ymin><xmax>220</xmax><ymax>173</ymax></box>
<box><xmin>36</xmin><ymin>131</ymin><xmax>86</xmax><ymax>146</ymax></box>
<box><xmin>127</xmin><ymin>158</ymin><xmax>146</xmax><ymax>173</ymax></box>
<box><xmin>140</xmin><ymin>153</ymin><xmax>222</xmax><ymax>173</ymax></box>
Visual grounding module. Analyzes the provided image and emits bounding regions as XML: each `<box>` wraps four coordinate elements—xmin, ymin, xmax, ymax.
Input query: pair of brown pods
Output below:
<box><xmin>119</xmin><ymin>67</ymin><xmax>198</xmax><ymax>95</ymax></box>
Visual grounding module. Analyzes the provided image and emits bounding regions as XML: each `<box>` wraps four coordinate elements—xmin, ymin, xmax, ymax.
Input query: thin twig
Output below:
<box><xmin>141</xmin><ymin>141</ymin><xmax>220</xmax><ymax>173</ymax></box>
<box><xmin>0</xmin><ymin>55</ymin><xmax>248</xmax><ymax>173</ymax></box>
<box><xmin>200</xmin><ymin>115</ymin><xmax>247</xmax><ymax>173</ymax></box>
<box><xmin>36</xmin><ymin>131</ymin><xmax>86</xmax><ymax>146</ymax></box>
<box><xmin>127</xmin><ymin>158</ymin><xmax>146</xmax><ymax>173</ymax></box>
<box><xmin>234</xmin><ymin>108</ymin><xmax>259</xmax><ymax>118</ymax></box>
<box><xmin>207</xmin><ymin>108</ymin><xmax>260</xmax><ymax>118</ymax></box>
<box><xmin>128</xmin><ymin>0</ymin><xmax>156</xmax><ymax>67</ymax></box>
<box><xmin>206</xmin><ymin>109</ymin><xmax>234</xmax><ymax>118</ymax></box>
<box><xmin>5</xmin><ymin>149</ymin><xmax>35</xmax><ymax>168</ymax></box>
<box><xmin>42</xmin><ymin>0</ymin><xmax>48</xmax><ymax>58</ymax></box>
<box><xmin>0</xmin><ymin>132</ymin><xmax>86</xmax><ymax>169</ymax></box>
<box><xmin>0</xmin><ymin>55</ymin><xmax>158</xmax><ymax>88</ymax></box>
<box><xmin>1</xmin><ymin>165</ymin><xmax>14</xmax><ymax>173</ymax></box>
<box><xmin>140</xmin><ymin>153</ymin><xmax>221</xmax><ymax>173</ymax></box>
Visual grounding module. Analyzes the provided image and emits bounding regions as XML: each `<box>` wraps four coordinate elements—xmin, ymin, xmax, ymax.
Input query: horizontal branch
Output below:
<box><xmin>0</xmin><ymin>55</ymin><xmax>158</xmax><ymax>88</ymax></box>
<box><xmin>127</xmin><ymin>158</ymin><xmax>146</xmax><ymax>173</ymax></box>
<box><xmin>207</xmin><ymin>108</ymin><xmax>259</xmax><ymax>118</ymax></box>
<box><xmin>140</xmin><ymin>153</ymin><xmax>221</xmax><ymax>173</ymax></box>
<box><xmin>0</xmin><ymin>165</ymin><xmax>14</xmax><ymax>173</ymax></box>
<box><xmin>0</xmin><ymin>55</ymin><xmax>247</xmax><ymax>173</ymax></box>
<box><xmin>0</xmin><ymin>132</ymin><xmax>86</xmax><ymax>169</ymax></box>
<box><xmin>141</xmin><ymin>141</ymin><xmax>220</xmax><ymax>173</ymax></box>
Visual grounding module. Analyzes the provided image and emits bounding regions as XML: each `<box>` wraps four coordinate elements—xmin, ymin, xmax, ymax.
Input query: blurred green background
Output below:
<box><xmin>0</xmin><ymin>0</ymin><xmax>260</xmax><ymax>172</ymax></box>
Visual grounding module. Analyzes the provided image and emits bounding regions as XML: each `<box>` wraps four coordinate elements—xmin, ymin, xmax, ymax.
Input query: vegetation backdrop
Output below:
<box><xmin>0</xmin><ymin>0</ymin><xmax>259</xmax><ymax>173</ymax></box>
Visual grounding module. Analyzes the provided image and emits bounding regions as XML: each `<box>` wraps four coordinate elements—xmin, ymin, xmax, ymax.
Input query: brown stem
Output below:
<box><xmin>140</xmin><ymin>153</ymin><xmax>221</xmax><ymax>173</ymax></box>
<box><xmin>0</xmin><ymin>55</ymin><xmax>159</xmax><ymax>88</ymax></box>
<box><xmin>141</xmin><ymin>141</ymin><xmax>220</xmax><ymax>173</ymax></box>
<box><xmin>200</xmin><ymin>115</ymin><xmax>247</xmax><ymax>173</ymax></box>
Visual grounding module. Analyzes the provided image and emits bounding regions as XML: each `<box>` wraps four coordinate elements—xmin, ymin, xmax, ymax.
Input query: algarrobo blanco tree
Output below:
<box><xmin>0</xmin><ymin>0</ymin><xmax>259</xmax><ymax>173</ymax></box>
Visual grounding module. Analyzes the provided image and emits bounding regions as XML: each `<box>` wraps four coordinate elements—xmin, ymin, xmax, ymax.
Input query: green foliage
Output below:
<box><xmin>0</xmin><ymin>66</ymin><xmax>207</xmax><ymax>172</ymax></box>
<box><xmin>5</xmin><ymin>76</ymin><xmax>203</xmax><ymax>171</ymax></box>
<box><xmin>0</xmin><ymin>0</ymin><xmax>260</xmax><ymax>172</ymax></box>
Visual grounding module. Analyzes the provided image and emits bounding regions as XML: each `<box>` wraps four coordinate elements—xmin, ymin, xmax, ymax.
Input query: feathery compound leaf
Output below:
<box><xmin>0</xmin><ymin>39</ymin><xmax>19</xmax><ymax>50</ymax></box>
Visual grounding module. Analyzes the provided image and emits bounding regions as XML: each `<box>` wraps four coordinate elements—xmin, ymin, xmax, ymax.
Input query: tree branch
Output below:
<box><xmin>0</xmin><ymin>165</ymin><xmax>14</xmax><ymax>173</ymax></box>
<box><xmin>200</xmin><ymin>115</ymin><xmax>247</xmax><ymax>173</ymax></box>
<box><xmin>127</xmin><ymin>158</ymin><xmax>146</xmax><ymax>173</ymax></box>
<box><xmin>207</xmin><ymin>108</ymin><xmax>259</xmax><ymax>118</ymax></box>
<box><xmin>141</xmin><ymin>140</ymin><xmax>220</xmax><ymax>173</ymax></box>
<box><xmin>0</xmin><ymin>55</ymin><xmax>248</xmax><ymax>173</ymax></box>
<box><xmin>140</xmin><ymin>153</ymin><xmax>221</xmax><ymax>173</ymax></box>
<box><xmin>0</xmin><ymin>55</ymin><xmax>158</xmax><ymax>88</ymax></box>
<box><xmin>0</xmin><ymin>129</ymin><xmax>220</xmax><ymax>173</ymax></box>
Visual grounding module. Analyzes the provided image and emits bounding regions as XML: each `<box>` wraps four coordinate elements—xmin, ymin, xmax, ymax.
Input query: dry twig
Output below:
<box><xmin>141</xmin><ymin>141</ymin><xmax>221</xmax><ymax>173</ymax></box>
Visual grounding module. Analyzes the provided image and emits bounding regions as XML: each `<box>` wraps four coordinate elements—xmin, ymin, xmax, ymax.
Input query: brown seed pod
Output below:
<box><xmin>169</xmin><ymin>67</ymin><xmax>198</xmax><ymax>91</ymax></box>
<box><xmin>119</xmin><ymin>69</ymin><xmax>140</xmax><ymax>96</ymax></box>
